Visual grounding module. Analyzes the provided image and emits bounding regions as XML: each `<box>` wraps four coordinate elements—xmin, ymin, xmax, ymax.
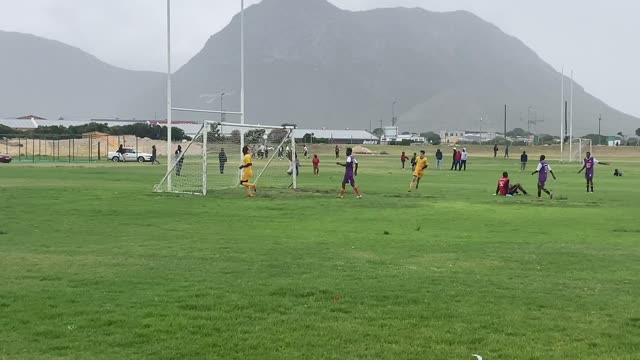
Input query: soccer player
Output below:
<box><xmin>495</xmin><ymin>171</ymin><xmax>528</xmax><ymax>196</ymax></box>
<box><xmin>218</xmin><ymin>148</ymin><xmax>227</xmax><ymax>174</ymax></box>
<box><xmin>520</xmin><ymin>151</ymin><xmax>528</xmax><ymax>171</ymax></box>
<box><xmin>303</xmin><ymin>145</ymin><xmax>309</xmax><ymax>159</ymax></box>
<box><xmin>401</xmin><ymin>151</ymin><xmax>408</xmax><ymax>170</ymax></box>
<box><xmin>238</xmin><ymin>145</ymin><xmax>256</xmax><ymax>197</ymax></box>
<box><xmin>335</xmin><ymin>145</ymin><xmax>340</xmax><ymax>159</ymax></box>
<box><xmin>531</xmin><ymin>155</ymin><xmax>556</xmax><ymax>199</ymax></box>
<box><xmin>408</xmin><ymin>150</ymin><xmax>428</xmax><ymax>192</ymax></box>
<box><xmin>578</xmin><ymin>151</ymin><xmax>609</xmax><ymax>193</ymax></box>
<box><xmin>336</xmin><ymin>147</ymin><xmax>361</xmax><ymax>198</ymax></box>
<box><xmin>312</xmin><ymin>154</ymin><xmax>320</xmax><ymax>175</ymax></box>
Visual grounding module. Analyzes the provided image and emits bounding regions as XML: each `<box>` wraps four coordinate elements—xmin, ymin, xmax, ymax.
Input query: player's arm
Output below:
<box><xmin>578</xmin><ymin>164</ymin><xmax>586</xmax><ymax>174</ymax></box>
<box><xmin>495</xmin><ymin>182</ymin><xmax>500</xmax><ymax>195</ymax></box>
<box><xmin>239</xmin><ymin>162</ymin><xmax>253</xmax><ymax>169</ymax></box>
<box><xmin>550</xmin><ymin>170</ymin><xmax>556</xmax><ymax>180</ymax></box>
<box><xmin>354</xmin><ymin>162</ymin><xmax>359</xmax><ymax>176</ymax></box>
<box><xmin>595</xmin><ymin>158</ymin><xmax>610</xmax><ymax>166</ymax></box>
<box><xmin>336</xmin><ymin>162</ymin><xmax>346</xmax><ymax>167</ymax></box>
<box><xmin>532</xmin><ymin>162</ymin><xmax>542</xmax><ymax>175</ymax></box>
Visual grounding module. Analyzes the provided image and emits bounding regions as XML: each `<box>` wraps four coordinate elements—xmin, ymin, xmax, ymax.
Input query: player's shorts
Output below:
<box><xmin>585</xmin><ymin>173</ymin><xmax>593</xmax><ymax>179</ymax></box>
<box><xmin>342</xmin><ymin>175</ymin><xmax>355</xmax><ymax>186</ymax></box>
<box><xmin>538</xmin><ymin>180</ymin><xmax>546</xmax><ymax>187</ymax></box>
<box><xmin>413</xmin><ymin>171</ymin><xmax>424</xmax><ymax>179</ymax></box>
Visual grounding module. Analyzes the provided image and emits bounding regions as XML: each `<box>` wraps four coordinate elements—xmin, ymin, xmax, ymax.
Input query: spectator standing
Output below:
<box><xmin>450</xmin><ymin>148</ymin><xmax>458</xmax><ymax>170</ymax></box>
<box><xmin>435</xmin><ymin>149</ymin><xmax>443</xmax><ymax>170</ymax></box>
<box><xmin>520</xmin><ymin>151</ymin><xmax>528</xmax><ymax>171</ymax></box>
<box><xmin>219</xmin><ymin>148</ymin><xmax>228</xmax><ymax>174</ymax></box>
<box><xmin>459</xmin><ymin>148</ymin><xmax>468</xmax><ymax>171</ymax></box>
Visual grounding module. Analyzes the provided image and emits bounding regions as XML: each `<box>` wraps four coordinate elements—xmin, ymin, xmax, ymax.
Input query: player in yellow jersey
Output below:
<box><xmin>238</xmin><ymin>146</ymin><xmax>256</xmax><ymax>197</ymax></box>
<box><xmin>408</xmin><ymin>150</ymin><xmax>428</xmax><ymax>192</ymax></box>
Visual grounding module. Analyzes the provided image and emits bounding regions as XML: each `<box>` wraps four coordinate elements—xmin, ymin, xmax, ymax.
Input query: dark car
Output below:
<box><xmin>0</xmin><ymin>154</ymin><xmax>12</xmax><ymax>163</ymax></box>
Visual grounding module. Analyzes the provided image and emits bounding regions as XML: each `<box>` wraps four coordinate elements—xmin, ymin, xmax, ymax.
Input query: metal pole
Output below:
<box><xmin>240</xmin><ymin>0</ymin><xmax>245</xmax><ymax>167</ymax></box>
<box><xmin>569</xmin><ymin>70</ymin><xmax>574</xmax><ymax>161</ymax></box>
<box><xmin>166</xmin><ymin>0</ymin><xmax>173</xmax><ymax>190</ymax></box>
<box><xmin>598</xmin><ymin>115</ymin><xmax>601</xmax><ymax>145</ymax></box>
<box><xmin>291</xmin><ymin>132</ymin><xmax>296</xmax><ymax>190</ymax></box>
<box><xmin>504</xmin><ymin>105</ymin><xmax>507</xmax><ymax>144</ymax></box>
<box><xmin>32</xmin><ymin>138</ymin><xmax>35</xmax><ymax>162</ymax></box>
<box><xmin>202</xmin><ymin>121</ymin><xmax>208</xmax><ymax>195</ymax></box>
<box><xmin>220</xmin><ymin>92</ymin><xmax>224</xmax><ymax>122</ymax></box>
<box><xmin>38</xmin><ymin>138</ymin><xmax>41</xmax><ymax>162</ymax></box>
<box><xmin>560</xmin><ymin>68</ymin><xmax>564</xmax><ymax>156</ymax></box>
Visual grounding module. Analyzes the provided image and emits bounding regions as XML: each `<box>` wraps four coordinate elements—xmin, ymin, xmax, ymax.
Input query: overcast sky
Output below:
<box><xmin>1</xmin><ymin>0</ymin><xmax>638</xmax><ymax>117</ymax></box>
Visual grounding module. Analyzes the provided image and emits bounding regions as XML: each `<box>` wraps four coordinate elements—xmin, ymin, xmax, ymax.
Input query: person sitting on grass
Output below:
<box><xmin>495</xmin><ymin>171</ymin><xmax>528</xmax><ymax>196</ymax></box>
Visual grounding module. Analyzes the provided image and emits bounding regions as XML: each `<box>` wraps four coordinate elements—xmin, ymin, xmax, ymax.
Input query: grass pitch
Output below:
<box><xmin>1</xmin><ymin>146</ymin><xmax>639</xmax><ymax>360</ymax></box>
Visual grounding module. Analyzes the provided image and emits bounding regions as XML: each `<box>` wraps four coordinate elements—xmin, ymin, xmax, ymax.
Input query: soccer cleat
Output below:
<box><xmin>356</xmin><ymin>195</ymin><xmax>362</xmax><ymax>199</ymax></box>
<box><xmin>337</xmin><ymin>195</ymin><xmax>344</xmax><ymax>199</ymax></box>
<box><xmin>549</xmin><ymin>192</ymin><xmax>553</xmax><ymax>199</ymax></box>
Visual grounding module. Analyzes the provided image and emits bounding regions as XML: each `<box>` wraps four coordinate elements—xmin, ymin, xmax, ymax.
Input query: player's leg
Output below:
<box><xmin>416</xmin><ymin>177</ymin><xmax>421</xmax><ymax>189</ymax></box>
<box><xmin>339</xmin><ymin>181</ymin><xmax>346</xmax><ymax>198</ymax></box>
<box><xmin>351</xmin><ymin>179</ymin><xmax>361</xmax><ymax>197</ymax></box>
<box><xmin>408</xmin><ymin>175</ymin><xmax>417</xmax><ymax>192</ymax></box>
<box><xmin>241</xmin><ymin>180</ymin><xmax>254</xmax><ymax>197</ymax></box>
<box><xmin>537</xmin><ymin>183</ymin><xmax>543</xmax><ymax>198</ymax></box>
<box><xmin>589</xmin><ymin>177</ymin><xmax>594</xmax><ymax>193</ymax></box>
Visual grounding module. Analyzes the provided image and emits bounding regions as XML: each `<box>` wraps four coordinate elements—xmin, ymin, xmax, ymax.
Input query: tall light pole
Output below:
<box><xmin>392</xmin><ymin>101</ymin><xmax>397</xmax><ymax>126</ymax></box>
<box><xmin>598</xmin><ymin>114</ymin><xmax>602</xmax><ymax>145</ymax></box>
<box><xmin>240</xmin><ymin>0</ymin><xmax>245</xmax><ymax>164</ymax></box>
<box><xmin>166</xmin><ymin>0</ymin><xmax>172</xmax><ymax>190</ymax></box>
<box><xmin>479</xmin><ymin>117</ymin><xmax>483</xmax><ymax>144</ymax></box>
<box><xmin>220</xmin><ymin>92</ymin><xmax>225</xmax><ymax>122</ymax></box>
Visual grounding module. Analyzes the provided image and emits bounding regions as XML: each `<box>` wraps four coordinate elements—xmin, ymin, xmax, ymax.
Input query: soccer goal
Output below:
<box><xmin>562</xmin><ymin>138</ymin><xmax>592</xmax><ymax>163</ymax></box>
<box><xmin>154</xmin><ymin>121</ymin><xmax>296</xmax><ymax>195</ymax></box>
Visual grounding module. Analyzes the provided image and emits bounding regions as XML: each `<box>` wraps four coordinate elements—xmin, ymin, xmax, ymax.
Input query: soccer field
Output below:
<box><xmin>1</xmin><ymin>145</ymin><xmax>639</xmax><ymax>360</ymax></box>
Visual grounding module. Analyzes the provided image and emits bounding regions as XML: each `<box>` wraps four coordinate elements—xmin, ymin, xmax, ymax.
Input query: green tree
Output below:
<box><xmin>244</xmin><ymin>129</ymin><xmax>266</xmax><ymax>144</ymax></box>
<box><xmin>420</xmin><ymin>131</ymin><xmax>441</xmax><ymax>145</ymax></box>
<box><xmin>635</xmin><ymin>128</ymin><xmax>640</xmax><ymax>137</ymax></box>
<box><xmin>506</xmin><ymin>128</ymin><xmax>530</xmax><ymax>137</ymax></box>
<box><xmin>229</xmin><ymin>130</ymin><xmax>242</xmax><ymax>144</ymax></box>
<box><xmin>268</xmin><ymin>128</ymin><xmax>289</xmax><ymax>144</ymax></box>
<box><xmin>372</xmin><ymin>128</ymin><xmax>384</xmax><ymax>138</ymax></box>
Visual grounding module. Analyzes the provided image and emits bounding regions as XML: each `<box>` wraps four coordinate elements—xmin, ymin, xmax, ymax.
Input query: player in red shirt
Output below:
<box><xmin>495</xmin><ymin>171</ymin><xmax>528</xmax><ymax>196</ymax></box>
<box><xmin>312</xmin><ymin>154</ymin><xmax>320</xmax><ymax>175</ymax></box>
<box><xmin>400</xmin><ymin>151</ymin><xmax>408</xmax><ymax>170</ymax></box>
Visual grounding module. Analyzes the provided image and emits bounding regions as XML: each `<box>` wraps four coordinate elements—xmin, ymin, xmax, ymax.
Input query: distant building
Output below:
<box><xmin>292</xmin><ymin>128</ymin><xmax>378</xmax><ymax>144</ymax></box>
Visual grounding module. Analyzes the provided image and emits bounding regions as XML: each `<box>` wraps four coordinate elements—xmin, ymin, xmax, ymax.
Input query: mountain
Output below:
<box><xmin>0</xmin><ymin>30</ymin><xmax>164</xmax><ymax>120</ymax></box>
<box><xmin>1</xmin><ymin>0</ymin><xmax>637</xmax><ymax>135</ymax></box>
<box><xmin>141</xmin><ymin>0</ymin><xmax>636</xmax><ymax>135</ymax></box>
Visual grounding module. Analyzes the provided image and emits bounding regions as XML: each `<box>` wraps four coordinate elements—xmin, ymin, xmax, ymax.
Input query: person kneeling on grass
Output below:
<box><xmin>238</xmin><ymin>145</ymin><xmax>256</xmax><ymax>197</ymax></box>
<box><xmin>495</xmin><ymin>171</ymin><xmax>528</xmax><ymax>196</ymax></box>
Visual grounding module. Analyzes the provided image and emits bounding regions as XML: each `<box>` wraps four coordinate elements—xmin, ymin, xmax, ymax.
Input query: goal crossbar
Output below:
<box><xmin>172</xmin><ymin>107</ymin><xmax>243</xmax><ymax>116</ymax></box>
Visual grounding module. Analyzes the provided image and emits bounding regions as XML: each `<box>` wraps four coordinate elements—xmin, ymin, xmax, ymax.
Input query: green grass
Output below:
<box><xmin>1</xmin><ymin>149</ymin><xmax>639</xmax><ymax>360</ymax></box>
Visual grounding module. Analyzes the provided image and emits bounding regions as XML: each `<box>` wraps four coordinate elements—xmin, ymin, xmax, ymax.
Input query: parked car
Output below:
<box><xmin>107</xmin><ymin>147</ymin><xmax>152</xmax><ymax>163</ymax></box>
<box><xmin>0</xmin><ymin>154</ymin><xmax>12</xmax><ymax>163</ymax></box>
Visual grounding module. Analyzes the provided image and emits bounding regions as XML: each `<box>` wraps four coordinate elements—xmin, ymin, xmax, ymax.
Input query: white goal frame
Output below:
<box><xmin>154</xmin><ymin>121</ymin><xmax>297</xmax><ymax>196</ymax></box>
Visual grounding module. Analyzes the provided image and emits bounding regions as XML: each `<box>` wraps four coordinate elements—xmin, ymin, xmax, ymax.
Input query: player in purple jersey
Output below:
<box><xmin>578</xmin><ymin>151</ymin><xmax>609</xmax><ymax>193</ymax></box>
<box><xmin>336</xmin><ymin>147</ymin><xmax>362</xmax><ymax>198</ymax></box>
<box><xmin>531</xmin><ymin>155</ymin><xmax>556</xmax><ymax>199</ymax></box>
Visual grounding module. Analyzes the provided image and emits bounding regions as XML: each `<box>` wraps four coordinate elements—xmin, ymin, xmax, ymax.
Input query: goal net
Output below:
<box><xmin>562</xmin><ymin>138</ymin><xmax>592</xmax><ymax>163</ymax></box>
<box><xmin>154</xmin><ymin>122</ymin><xmax>296</xmax><ymax>195</ymax></box>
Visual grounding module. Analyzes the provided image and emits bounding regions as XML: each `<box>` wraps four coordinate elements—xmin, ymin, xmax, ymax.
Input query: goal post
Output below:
<box><xmin>562</xmin><ymin>138</ymin><xmax>592</xmax><ymax>163</ymax></box>
<box><xmin>154</xmin><ymin>121</ymin><xmax>296</xmax><ymax>195</ymax></box>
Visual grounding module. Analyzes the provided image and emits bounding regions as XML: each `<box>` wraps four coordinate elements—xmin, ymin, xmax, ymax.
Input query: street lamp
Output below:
<box><xmin>220</xmin><ymin>92</ymin><xmax>225</xmax><ymax>122</ymax></box>
<box><xmin>392</xmin><ymin>101</ymin><xmax>397</xmax><ymax>126</ymax></box>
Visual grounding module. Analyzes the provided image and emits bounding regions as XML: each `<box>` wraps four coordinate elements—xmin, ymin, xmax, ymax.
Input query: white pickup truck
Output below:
<box><xmin>108</xmin><ymin>147</ymin><xmax>153</xmax><ymax>163</ymax></box>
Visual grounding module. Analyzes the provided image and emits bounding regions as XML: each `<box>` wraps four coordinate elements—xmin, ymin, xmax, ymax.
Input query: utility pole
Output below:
<box><xmin>504</xmin><ymin>105</ymin><xmax>507</xmax><ymax>142</ymax></box>
<box><xmin>598</xmin><ymin>114</ymin><xmax>602</xmax><ymax>145</ymax></box>
<box><xmin>220</xmin><ymin>92</ymin><xmax>225</xmax><ymax>122</ymax></box>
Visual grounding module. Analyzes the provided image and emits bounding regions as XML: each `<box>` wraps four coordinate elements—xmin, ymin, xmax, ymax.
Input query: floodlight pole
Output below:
<box><xmin>569</xmin><ymin>70</ymin><xmax>574</xmax><ymax>161</ymax></box>
<box><xmin>560</xmin><ymin>68</ymin><xmax>564</xmax><ymax>157</ymax></box>
<box><xmin>166</xmin><ymin>0</ymin><xmax>172</xmax><ymax>190</ymax></box>
<box><xmin>240</xmin><ymin>0</ymin><xmax>245</xmax><ymax>164</ymax></box>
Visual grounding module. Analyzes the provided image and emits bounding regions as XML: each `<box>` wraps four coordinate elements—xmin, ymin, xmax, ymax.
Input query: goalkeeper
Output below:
<box><xmin>238</xmin><ymin>146</ymin><xmax>256</xmax><ymax>197</ymax></box>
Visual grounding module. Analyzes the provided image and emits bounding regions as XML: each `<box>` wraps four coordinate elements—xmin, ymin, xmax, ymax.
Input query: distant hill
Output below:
<box><xmin>0</xmin><ymin>30</ymin><xmax>164</xmax><ymax>120</ymax></box>
<box><xmin>1</xmin><ymin>0</ymin><xmax>638</xmax><ymax>135</ymax></box>
<box><xmin>141</xmin><ymin>0</ymin><xmax>635</xmax><ymax>135</ymax></box>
